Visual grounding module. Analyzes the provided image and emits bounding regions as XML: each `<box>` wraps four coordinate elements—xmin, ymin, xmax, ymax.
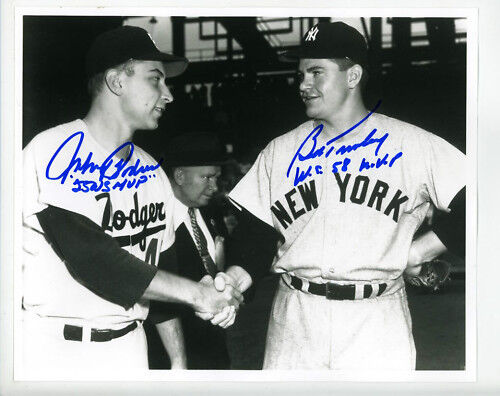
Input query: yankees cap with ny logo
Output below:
<box><xmin>280</xmin><ymin>21</ymin><xmax>368</xmax><ymax>68</ymax></box>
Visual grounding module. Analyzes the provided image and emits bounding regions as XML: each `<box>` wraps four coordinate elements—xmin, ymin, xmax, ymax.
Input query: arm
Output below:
<box><xmin>143</xmin><ymin>269</ymin><xmax>241</xmax><ymax>313</ymax></box>
<box><xmin>149</xmin><ymin>250</ymin><xmax>186</xmax><ymax>369</ymax></box>
<box><xmin>155</xmin><ymin>318</ymin><xmax>187</xmax><ymax>369</ymax></box>
<box><xmin>405</xmin><ymin>187</ymin><xmax>465</xmax><ymax>277</ymax></box>
<box><xmin>405</xmin><ymin>231</ymin><xmax>447</xmax><ymax>277</ymax></box>
<box><xmin>36</xmin><ymin>205</ymin><xmax>242</xmax><ymax>314</ymax></box>
<box><xmin>432</xmin><ymin>187</ymin><xmax>466</xmax><ymax>258</ymax></box>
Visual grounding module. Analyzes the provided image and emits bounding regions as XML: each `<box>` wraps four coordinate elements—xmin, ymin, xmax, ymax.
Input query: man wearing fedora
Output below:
<box><xmin>214</xmin><ymin>21</ymin><xmax>465</xmax><ymax>370</ymax></box>
<box><xmin>22</xmin><ymin>26</ymin><xmax>241</xmax><ymax>375</ymax></box>
<box><xmin>146</xmin><ymin>132</ymin><xmax>232</xmax><ymax>369</ymax></box>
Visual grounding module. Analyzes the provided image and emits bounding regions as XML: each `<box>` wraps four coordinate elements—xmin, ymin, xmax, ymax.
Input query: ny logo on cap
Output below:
<box><xmin>305</xmin><ymin>26</ymin><xmax>319</xmax><ymax>42</ymax></box>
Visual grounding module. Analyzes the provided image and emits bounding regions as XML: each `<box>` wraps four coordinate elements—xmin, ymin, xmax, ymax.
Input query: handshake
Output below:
<box><xmin>193</xmin><ymin>266</ymin><xmax>252</xmax><ymax>329</ymax></box>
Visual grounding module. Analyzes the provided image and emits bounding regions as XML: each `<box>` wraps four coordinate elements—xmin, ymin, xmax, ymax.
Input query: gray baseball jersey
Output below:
<box><xmin>229</xmin><ymin>112</ymin><xmax>465</xmax><ymax>283</ymax></box>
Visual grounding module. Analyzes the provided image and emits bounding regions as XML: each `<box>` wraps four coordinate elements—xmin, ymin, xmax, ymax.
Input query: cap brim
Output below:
<box><xmin>279</xmin><ymin>48</ymin><xmax>303</xmax><ymax>62</ymax></box>
<box><xmin>279</xmin><ymin>47</ymin><xmax>342</xmax><ymax>62</ymax></box>
<box><xmin>137</xmin><ymin>52</ymin><xmax>188</xmax><ymax>77</ymax></box>
<box><xmin>279</xmin><ymin>48</ymin><xmax>368</xmax><ymax>69</ymax></box>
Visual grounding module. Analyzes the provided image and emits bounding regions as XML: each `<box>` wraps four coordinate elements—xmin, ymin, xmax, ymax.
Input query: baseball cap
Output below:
<box><xmin>86</xmin><ymin>25</ymin><xmax>188</xmax><ymax>78</ymax></box>
<box><xmin>163</xmin><ymin>132</ymin><xmax>228</xmax><ymax>167</ymax></box>
<box><xmin>280</xmin><ymin>22</ymin><xmax>368</xmax><ymax>68</ymax></box>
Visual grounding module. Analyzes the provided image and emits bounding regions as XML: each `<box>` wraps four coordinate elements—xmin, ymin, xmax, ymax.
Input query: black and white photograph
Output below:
<box><xmin>5</xmin><ymin>5</ymin><xmax>482</xmax><ymax>388</ymax></box>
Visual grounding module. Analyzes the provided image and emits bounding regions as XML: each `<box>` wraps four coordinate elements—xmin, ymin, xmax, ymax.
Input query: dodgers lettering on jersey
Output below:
<box><xmin>97</xmin><ymin>191</ymin><xmax>166</xmax><ymax>265</ymax></box>
<box><xmin>22</xmin><ymin>119</ymin><xmax>175</xmax><ymax>327</ymax></box>
<box><xmin>229</xmin><ymin>113</ymin><xmax>465</xmax><ymax>283</ymax></box>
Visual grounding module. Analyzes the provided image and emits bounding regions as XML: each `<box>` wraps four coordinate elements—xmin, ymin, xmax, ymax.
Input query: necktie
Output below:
<box><xmin>188</xmin><ymin>207</ymin><xmax>218</xmax><ymax>277</ymax></box>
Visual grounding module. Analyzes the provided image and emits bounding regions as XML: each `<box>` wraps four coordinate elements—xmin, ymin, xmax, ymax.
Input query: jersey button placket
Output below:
<box><xmin>321</xmin><ymin>137</ymin><xmax>333</xmax><ymax>279</ymax></box>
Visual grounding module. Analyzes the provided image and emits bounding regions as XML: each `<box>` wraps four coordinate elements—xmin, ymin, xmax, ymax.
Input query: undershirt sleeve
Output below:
<box><xmin>36</xmin><ymin>205</ymin><xmax>158</xmax><ymax>310</ymax></box>
<box><xmin>226</xmin><ymin>206</ymin><xmax>281</xmax><ymax>284</ymax></box>
<box><xmin>432</xmin><ymin>187</ymin><xmax>466</xmax><ymax>259</ymax></box>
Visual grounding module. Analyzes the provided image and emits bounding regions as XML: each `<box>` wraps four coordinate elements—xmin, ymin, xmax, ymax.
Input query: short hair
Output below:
<box><xmin>87</xmin><ymin>58</ymin><xmax>137</xmax><ymax>98</ymax></box>
<box><xmin>331</xmin><ymin>57</ymin><xmax>368</xmax><ymax>90</ymax></box>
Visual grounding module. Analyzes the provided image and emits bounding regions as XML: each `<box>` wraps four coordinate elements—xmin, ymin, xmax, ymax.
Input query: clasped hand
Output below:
<box><xmin>194</xmin><ymin>273</ymin><xmax>243</xmax><ymax>328</ymax></box>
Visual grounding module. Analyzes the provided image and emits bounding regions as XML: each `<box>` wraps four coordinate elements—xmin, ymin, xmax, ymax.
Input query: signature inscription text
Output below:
<box><xmin>287</xmin><ymin>100</ymin><xmax>403</xmax><ymax>186</ymax></box>
<box><xmin>45</xmin><ymin>131</ymin><xmax>162</xmax><ymax>193</ymax></box>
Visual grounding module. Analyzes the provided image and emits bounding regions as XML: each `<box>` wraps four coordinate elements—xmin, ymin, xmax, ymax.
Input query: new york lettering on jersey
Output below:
<box><xmin>271</xmin><ymin>174</ymin><xmax>409</xmax><ymax>229</ymax></box>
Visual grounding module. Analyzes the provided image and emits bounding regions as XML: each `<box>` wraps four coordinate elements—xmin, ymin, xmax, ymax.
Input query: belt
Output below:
<box><xmin>63</xmin><ymin>321</ymin><xmax>138</xmax><ymax>342</ymax></box>
<box><xmin>287</xmin><ymin>275</ymin><xmax>387</xmax><ymax>300</ymax></box>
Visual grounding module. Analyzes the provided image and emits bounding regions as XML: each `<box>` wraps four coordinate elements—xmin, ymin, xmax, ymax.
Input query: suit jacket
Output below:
<box><xmin>146</xmin><ymin>204</ymin><xmax>231</xmax><ymax>370</ymax></box>
<box><xmin>174</xmin><ymin>205</ymin><xmax>226</xmax><ymax>281</ymax></box>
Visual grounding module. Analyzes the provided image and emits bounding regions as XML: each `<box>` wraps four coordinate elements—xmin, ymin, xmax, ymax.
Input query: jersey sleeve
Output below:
<box><xmin>158</xmin><ymin>169</ymin><xmax>177</xmax><ymax>254</ymax></box>
<box><xmin>36</xmin><ymin>205</ymin><xmax>158</xmax><ymax>310</ymax></box>
<box><xmin>228</xmin><ymin>142</ymin><xmax>274</xmax><ymax>227</ymax></box>
<box><xmin>415</xmin><ymin>132</ymin><xmax>466</xmax><ymax>211</ymax></box>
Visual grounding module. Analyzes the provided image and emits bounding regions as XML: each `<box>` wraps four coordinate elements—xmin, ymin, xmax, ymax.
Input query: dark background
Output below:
<box><xmin>23</xmin><ymin>16</ymin><xmax>466</xmax><ymax>156</ymax></box>
<box><xmin>23</xmin><ymin>16</ymin><xmax>466</xmax><ymax>370</ymax></box>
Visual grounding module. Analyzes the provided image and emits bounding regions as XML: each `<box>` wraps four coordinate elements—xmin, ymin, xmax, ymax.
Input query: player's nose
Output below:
<box><xmin>299</xmin><ymin>75</ymin><xmax>313</xmax><ymax>93</ymax></box>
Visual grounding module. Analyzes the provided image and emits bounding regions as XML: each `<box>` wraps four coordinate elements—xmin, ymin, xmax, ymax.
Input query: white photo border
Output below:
<box><xmin>3</xmin><ymin>1</ymin><xmax>482</xmax><ymax>391</ymax></box>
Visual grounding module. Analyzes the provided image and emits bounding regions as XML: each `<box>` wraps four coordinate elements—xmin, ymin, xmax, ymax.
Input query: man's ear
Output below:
<box><xmin>104</xmin><ymin>69</ymin><xmax>123</xmax><ymax>96</ymax></box>
<box><xmin>173</xmin><ymin>168</ymin><xmax>185</xmax><ymax>185</ymax></box>
<box><xmin>347</xmin><ymin>64</ymin><xmax>363</xmax><ymax>89</ymax></box>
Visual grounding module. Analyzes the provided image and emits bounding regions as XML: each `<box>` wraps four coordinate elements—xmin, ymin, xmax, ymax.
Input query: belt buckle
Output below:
<box><xmin>325</xmin><ymin>282</ymin><xmax>337</xmax><ymax>300</ymax></box>
<box><xmin>91</xmin><ymin>328</ymin><xmax>113</xmax><ymax>342</ymax></box>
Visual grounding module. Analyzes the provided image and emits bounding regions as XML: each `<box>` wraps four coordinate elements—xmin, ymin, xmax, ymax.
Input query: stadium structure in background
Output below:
<box><xmin>23</xmin><ymin>16</ymin><xmax>466</xmax><ymax>155</ymax></box>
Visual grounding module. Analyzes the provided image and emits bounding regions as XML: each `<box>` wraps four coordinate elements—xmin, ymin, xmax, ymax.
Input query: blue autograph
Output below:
<box><xmin>287</xmin><ymin>100</ymin><xmax>403</xmax><ymax>186</ymax></box>
<box><xmin>46</xmin><ymin>131</ymin><xmax>162</xmax><ymax>193</ymax></box>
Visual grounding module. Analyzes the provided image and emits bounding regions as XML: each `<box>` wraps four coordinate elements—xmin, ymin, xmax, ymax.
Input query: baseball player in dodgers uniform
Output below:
<box><xmin>22</xmin><ymin>26</ymin><xmax>241</xmax><ymax>375</ymax></box>
<box><xmin>215</xmin><ymin>22</ymin><xmax>466</xmax><ymax>369</ymax></box>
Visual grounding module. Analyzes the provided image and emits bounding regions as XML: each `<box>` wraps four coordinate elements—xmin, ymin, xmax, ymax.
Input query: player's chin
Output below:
<box><xmin>143</xmin><ymin>117</ymin><xmax>161</xmax><ymax>130</ymax></box>
<box><xmin>305</xmin><ymin>106</ymin><xmax>320</xmax><ymax>119</ymax></box>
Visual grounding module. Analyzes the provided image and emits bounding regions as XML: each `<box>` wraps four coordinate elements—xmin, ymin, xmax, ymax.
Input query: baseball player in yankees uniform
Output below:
<box><xmin>22</xmin><ymin>26</ymin><xmax>241</xmax><ymax>375</ymax></box>
<box><xmin>215</xmin><ymin>22</ymin><xmax>466</xmax><ymax>369</ymax></box>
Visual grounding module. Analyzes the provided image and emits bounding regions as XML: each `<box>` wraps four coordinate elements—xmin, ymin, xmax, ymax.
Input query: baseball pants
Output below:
<box><xmin>21</xmin><ymin>312</ymin><xmax>148</xmax><ymax>378</ymax></box>
<box><xmin>263</xmin><ymin>276</ymin><xmax>416</xmax><ymax>370</ymax></box>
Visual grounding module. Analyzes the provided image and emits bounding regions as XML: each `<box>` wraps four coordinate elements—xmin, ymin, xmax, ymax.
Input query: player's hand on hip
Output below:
<box><xmin>392</xmin><ymin>201</ymin><xmax>431</xmax><ymax>249</ymax></box>
<box><xmin>400</xmin><ymin>202</ymin><xmax>447</xmax><ymax>276</ymax></box>
<box><xmin>386</xmin><ymin>201</ymin><xmax>431</xmax><ymax>273</ymax></box>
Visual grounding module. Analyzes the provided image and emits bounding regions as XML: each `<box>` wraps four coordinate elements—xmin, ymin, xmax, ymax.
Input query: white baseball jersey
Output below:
<box><xmin>229</xmin><ymin>113</ymin><xmax>465</xmax><ymax>283</ymax></box>
<box><xmin>23</xmin><ymin>119</ymin><xmax>175</xmax><ymax>328</ymax></box>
